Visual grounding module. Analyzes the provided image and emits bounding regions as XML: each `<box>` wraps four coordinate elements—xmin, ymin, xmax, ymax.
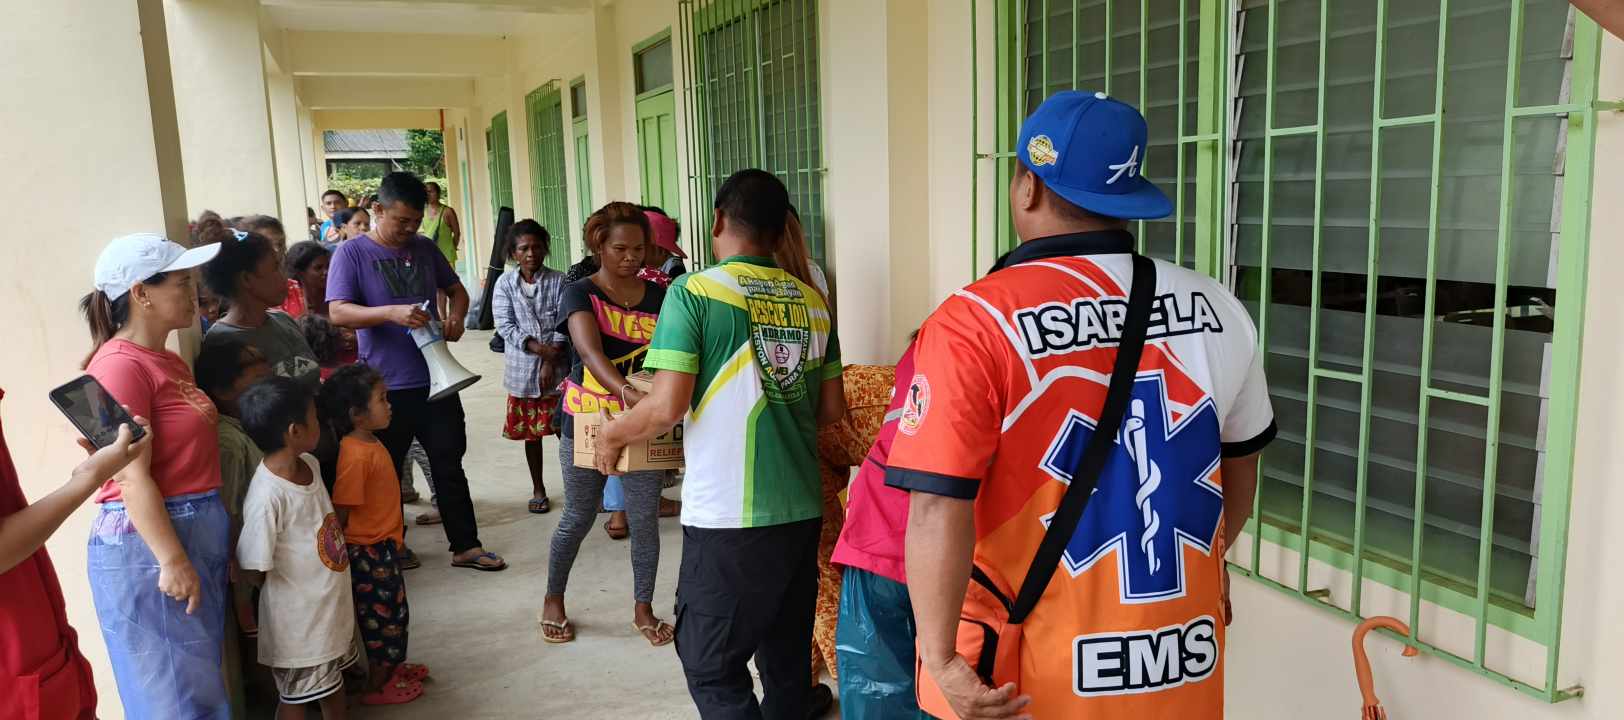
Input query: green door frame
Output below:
<box><xmin>634</xmin><ymin>30</ymin><xmax>680</xmax><ymax>220</ymax></box>
<box><xmin>571</xmin><ymin>75</ymin><xmax>592</xmax><ymax>255</ymax></box>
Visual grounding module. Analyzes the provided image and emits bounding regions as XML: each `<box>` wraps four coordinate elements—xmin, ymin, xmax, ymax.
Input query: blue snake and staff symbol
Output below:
<box><xmin>1122</xmin><ymin>398</ymin><xmax>1163</xmax><ymax>576</ymax></box>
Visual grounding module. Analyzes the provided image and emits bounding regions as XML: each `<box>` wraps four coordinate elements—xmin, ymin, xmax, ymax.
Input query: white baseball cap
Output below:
<box><xmin>94</xmin><ymin>233</ymin><xmax>222</xmax><ymax>300</ymax></box>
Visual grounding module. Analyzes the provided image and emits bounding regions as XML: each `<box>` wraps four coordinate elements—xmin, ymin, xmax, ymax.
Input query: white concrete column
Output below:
<box><xmin>311</xmin><ymin>123</ymin><xmax>329</xmax><ymax>195</ymax></box>
<box><xmin>297</xmin><ymin>99</ymin><xmax>321</xmax><ymax>209</ymax></box>
<box><xmin>0</xmin><ymin>1</ymin><xmax>187</xmax><ymax>712</ymax></box>
<box><xmin>822</xmin><ymin>0</ymin><xmax>934</xmax><ymax>364</ymax></box>
<box><xmin>590</xmin><ymin>3</ymin><xmax>630</xmax><ymax>201</ymax></box>
<box><xmin>164</xmin><ymin>0</ymin><xmax>278</xmax><ymax>218</ymax></box>
<box><xmin>505</xmin><ymin>71</ymin><xmax>537</xmax><ymax>220</ymax></box>
<box><xmin>265</xmin><ymin>49</ymin><xmax>309</xmax><ymax>234</ymax></box>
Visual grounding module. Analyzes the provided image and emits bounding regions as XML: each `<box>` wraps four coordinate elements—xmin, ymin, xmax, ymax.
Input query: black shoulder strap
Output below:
<box><xmin>1009</xmin><ymin>253</ymin><xmax>1157</xmax><ymax>624</ymax></box>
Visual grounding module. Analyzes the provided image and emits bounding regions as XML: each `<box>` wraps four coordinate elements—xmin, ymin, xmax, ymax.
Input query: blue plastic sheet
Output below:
<box><xmin>88</xmin><ymin>491</ymin><xmax>231</xmax><ymax>720</ymax></box>
<box><xmin>835</xmin><ymin>568</ymin><xmax>932</xmax><ymax>720</ymax></box>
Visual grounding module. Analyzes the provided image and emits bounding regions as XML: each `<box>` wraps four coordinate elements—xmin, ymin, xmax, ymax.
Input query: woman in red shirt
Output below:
<box><xmin>0</xmin><ymin>398</ymin><xmax>148</xmax><ymax>720</ymax></box>
<box><xmin>80</xmin><ymin>233</ymin><xmax>231</xmax><ymax>720</ymax></box>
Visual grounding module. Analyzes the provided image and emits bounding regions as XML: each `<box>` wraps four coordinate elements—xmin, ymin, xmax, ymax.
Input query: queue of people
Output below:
<box><xmin>2</xmin><ymin>91</ymin><xmax>1272</xmax><ymax>720</ymax></box>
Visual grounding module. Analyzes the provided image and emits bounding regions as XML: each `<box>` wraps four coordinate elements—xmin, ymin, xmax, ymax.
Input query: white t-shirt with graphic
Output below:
<box><xmin>236</xmin><ymin>454</ymin><xmax>355</xmax><ymax>668</ymax></box>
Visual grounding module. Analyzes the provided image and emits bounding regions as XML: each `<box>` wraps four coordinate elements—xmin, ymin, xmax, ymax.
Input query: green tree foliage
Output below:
<box><xmin>406</xmin><ymin>129</ymin><xmax>446</xmax><ymax>178</ymax></box>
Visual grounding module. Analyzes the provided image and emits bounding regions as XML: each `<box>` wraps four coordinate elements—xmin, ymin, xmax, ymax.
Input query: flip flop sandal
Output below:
<box><xmin>451</xmin><ymin>551</ymin><xmax>508</xmax><ymax>572</ymax></box>
<box><xmin>603</xmin><ymin>520</ymin><xmax>629</xmax><ymax>540</ymax></box>
<box><xmin>528</xmin><ymin>497</ymin><xmax>552</xmax><ymax>514</ymax></box>
<box><xmin>540</xmin><ymin>619</ymin><xmax>576</xmax><ymax>644</ymax></box>
<box><xmin>632</xmin><ymin>619</ymin><xmax>675</xmax><ymax>647</ymax></box>
<box><xmin>393</xmin><ymin>663</ymin><xmax>431</xmax><ymax>682</ymax></box>
<box><xmin>658</xmin><ymin>498</ymin><xmax>681</xmax><ymax>518</ymax></box>
<box><xmin>361</xmin><ymin>678</ymin><xmax>424</xmax><ymax>706</ymax></box>
<box><xmin>415</xmin><ymin>510</ymin><xmax>443</xmax><ymax>526</ymax></box>
<box><xmin>399</xmin><ymin>548</ymin><xmax>422</xmax><ymax>570</ymax></box>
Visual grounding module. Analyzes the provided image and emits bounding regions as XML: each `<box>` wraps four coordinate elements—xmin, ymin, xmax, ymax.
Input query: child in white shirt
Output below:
<box><xmin>237</xmin><ymin>376</ymin><xmax>358</xmax><ymax>718</ymax></box>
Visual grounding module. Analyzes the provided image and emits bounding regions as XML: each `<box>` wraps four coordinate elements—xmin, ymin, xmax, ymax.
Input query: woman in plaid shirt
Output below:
<box><xmin>491</xmin><ymin>219</ymin><xmax>568</xmax><ymax>514</ymax></box>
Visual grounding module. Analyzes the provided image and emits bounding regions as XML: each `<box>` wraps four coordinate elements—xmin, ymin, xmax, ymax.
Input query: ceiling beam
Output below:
<box><xmin>297</xmin><ymin>76</ymin><xmax>474</xmax><ymax>109</ymax></box>
<box><xmin>314</xmin><ymin>109</ymin><xmax>444</xmax><ymax>130</ymax></box>
<box><xmin>283</xmin><ymin>30</ymin><xmax>510</xmax><ymax>76</ymax></box>
<box><xmin>262</xmin><ymin>0</ymin><xmax>586</xmax><ymax>12</ymax></box>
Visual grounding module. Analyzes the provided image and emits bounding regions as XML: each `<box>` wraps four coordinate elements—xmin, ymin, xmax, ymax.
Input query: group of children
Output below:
<box><xmin>196</xmin><ymin>340</ymin><xmax>427</xmax><ymax>717</ymax></box>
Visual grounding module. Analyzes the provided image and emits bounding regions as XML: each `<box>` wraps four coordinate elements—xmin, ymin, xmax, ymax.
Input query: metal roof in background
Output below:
<box><xmin>324</xmin><ymin>129</ymin><xmax>409</xmax><ymax>155</ymax></box>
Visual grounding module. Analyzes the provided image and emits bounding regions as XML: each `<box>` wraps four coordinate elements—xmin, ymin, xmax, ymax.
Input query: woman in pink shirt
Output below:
<box><xmin>80</xmin><ymin>233</ymin><xmax>231</xmax><ymax>720</ymax></box>
<box><xmin>830</xmin><ymin>344</ymin><xmax>925</xmax><ymax>719</ymax></box>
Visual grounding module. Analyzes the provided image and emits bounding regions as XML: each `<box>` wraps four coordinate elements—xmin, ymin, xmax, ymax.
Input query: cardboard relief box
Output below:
<box><xmin>573</xmin><ymin>372</ymin><xmax>685</xmax><ymax>473</ymax></box>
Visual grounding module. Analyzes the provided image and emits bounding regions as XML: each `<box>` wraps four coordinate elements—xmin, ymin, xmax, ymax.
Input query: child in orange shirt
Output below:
<box><xmin>319</xmin><ymin>364</ymin><xmax>428</xmax><ymax>706</ymax></box>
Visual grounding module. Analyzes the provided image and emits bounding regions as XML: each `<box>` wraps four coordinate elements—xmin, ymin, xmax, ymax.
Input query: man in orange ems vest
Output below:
<box><xmin>888</xmin><ymin>91</ymin><xmax>1276</xmax><ymax>719</ymax></box>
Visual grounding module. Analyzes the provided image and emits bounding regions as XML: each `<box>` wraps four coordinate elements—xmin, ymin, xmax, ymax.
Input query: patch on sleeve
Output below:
<box><xmin>899</xmin><ymin>373</ymin><xmax>931</xmax><ymax>436</ymax></box>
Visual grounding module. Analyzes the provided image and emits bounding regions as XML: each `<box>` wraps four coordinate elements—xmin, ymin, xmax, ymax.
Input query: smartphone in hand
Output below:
<box><xmin>49</xmin><ymin>375</ymin><xmax>147</xmax><ymax>449</ymax></box>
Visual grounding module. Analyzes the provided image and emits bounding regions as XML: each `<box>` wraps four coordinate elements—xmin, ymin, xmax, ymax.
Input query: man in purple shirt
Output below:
<box><xmin>329</xmin><ymin>172</ymin><xmax>507</xmax><ymax>571</ymax></box>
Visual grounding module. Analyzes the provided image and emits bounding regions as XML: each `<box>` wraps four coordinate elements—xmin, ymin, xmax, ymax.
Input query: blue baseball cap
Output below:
<box><xmin>1016</xmin><ymin>90</ymin><xmax>1172</xmax><ymax>220</ymax></box>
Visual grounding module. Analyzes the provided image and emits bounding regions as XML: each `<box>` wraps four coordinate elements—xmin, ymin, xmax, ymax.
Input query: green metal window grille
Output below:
<box><xmin>679</xmin><ymin>0</ymin><xmax>825</xmax><ymax>265</ymax></box>
<box><xmin>975</xmin><ymin>0</ymin><xmax>1604</xmax><ymax>702</ymax></box>
<box><xmin>526</xmin><ymin>82</ymin><xmax>572</xmax><ymax>272</ymax></box>
<box><xmin>486</xmin><ymin>112</ymin><xmax>515</xmax><ymax>220</ymax></box>
<box><xmin>571</xmin><ymin>76</ymin><xmax>593</xmax><ymax>251</ymax></box>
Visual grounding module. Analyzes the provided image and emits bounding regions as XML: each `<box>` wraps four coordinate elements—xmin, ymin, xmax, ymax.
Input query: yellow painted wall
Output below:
<box><xmin>0</xmin><ymin>3</ymin><xmax>184</xmax><ymax>717</ymax></box>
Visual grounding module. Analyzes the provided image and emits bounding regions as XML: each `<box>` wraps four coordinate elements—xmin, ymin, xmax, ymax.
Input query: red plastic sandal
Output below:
<box><xmin>394</xmin><ymin>663</ymin><xmax>431</xmax><ymax>682</ymax></box>
<box><xmin>362</xmin><ymin>678</ymin><xmax>424</xmax><ymax>706</ymax></box>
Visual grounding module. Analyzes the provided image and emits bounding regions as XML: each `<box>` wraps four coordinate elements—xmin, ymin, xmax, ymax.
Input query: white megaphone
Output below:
<box><xmin>409</xmin><ymin>301</ymin><xmax>481</xmax><ymax>403</ymax></box>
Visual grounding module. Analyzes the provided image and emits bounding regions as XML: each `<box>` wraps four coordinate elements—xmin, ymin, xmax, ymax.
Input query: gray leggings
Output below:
<box><xmin>548</xmin><ymin>442</ymin><xmax>664</xmax><ymax>603</ymax></box>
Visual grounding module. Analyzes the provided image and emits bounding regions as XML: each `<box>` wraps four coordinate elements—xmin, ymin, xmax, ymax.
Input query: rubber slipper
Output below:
<box><xmin>633</xmin><ymin>619</ymin><xmax>675</xmax><ymax>647</ymax></box>
<box><xmin>540</xmin><ymin>618</ymin><xmax>575</xmax><ymax>644</ymax></box>
<box><xmin>603</xmin><ymin>520</ymin><xmax>629</xmax><ymax>540</ymax></box>
<box><xmin>658</xmin><ymin>497</ymin><xmax>681</xmax><ymax>518</ymax></box>
<box><xmin>415</xmin><ymin>510</ymin><xmax>442</xmax><ymax>526</ymax></box>
<box><xmin>361</xmin><ymin>678</ymin><xmax>424</xmax><ymax>706</ymax></box>
<box><xmin>399</xmin><ymin>548</ymin><xmax>422</xmax><ymax>571</ymax></box>
<box><xmin>451</xmin><ymin>551</ymin><xmax>507</xmax><ymax>572</ymax></box>
<box><xmin>528</xmin><ymin>497</ymin><xmax>551</xmax><ymax>514</ymax></box>
<box><xmin>393</xmin><ymin>663</ymin><xmax>430</xmax><ymax>682</ymax></box>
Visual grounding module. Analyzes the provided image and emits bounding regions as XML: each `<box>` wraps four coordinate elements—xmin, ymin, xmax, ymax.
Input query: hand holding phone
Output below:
<box><xmin>50</xmin><ymin>375</ymin><xmax>147</xmax><ymax>449</ymax></box>
<box><xmin>72</xmin><ymin>417</ymin><xmax>152</xmax><ymax>490</ymax></box>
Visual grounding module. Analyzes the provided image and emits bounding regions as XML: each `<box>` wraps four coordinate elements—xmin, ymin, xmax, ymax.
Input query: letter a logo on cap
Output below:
<box><xmin>1107</xmin><ymin>145</ymin><xmax>1140</xmax><ymax>185</ymax></box>
<box><xmin>1028</xmin><ymin>135</ymin><xmax>1059</xmax><ymax>167</ymax></box>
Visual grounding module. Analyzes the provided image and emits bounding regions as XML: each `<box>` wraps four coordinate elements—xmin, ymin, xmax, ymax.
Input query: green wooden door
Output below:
<box><xmin>486</xmin><ymin>112</ymin><xmax>515</xmax><ymax>222</ymax></box>
<box><xmin>573</xmin><ymin>119</ymin><xmax>591</xmax><ymax>229</ymax></box>
<box><xmin>569</xmin><ymin>78</ymin><xmax>593</xmax><ymax>255</ymax></box>
<box><xmin>525</xmin><ymin>84</ymin><xmax>571</xmax><ymax>272</ymax></box>
<box><xmin>635</xmin><ymin>90</ymin><xmax>680</xmax><ymax>217</ymax></box>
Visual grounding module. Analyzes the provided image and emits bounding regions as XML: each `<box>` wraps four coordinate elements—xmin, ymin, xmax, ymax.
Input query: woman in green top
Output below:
<box><xmin>421</xmin><ymin>181</ymin><xmax>462</xmax><ymax>266</ymax></box>
<box><xmin>422</xmin><ymin>182</ymin><xmax>463</xmax><ymax>322</ymax></box>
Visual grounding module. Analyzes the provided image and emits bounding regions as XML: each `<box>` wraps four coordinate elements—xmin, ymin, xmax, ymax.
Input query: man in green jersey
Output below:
<box><xmin>597</xmin><ymin>169</ymin><xmax>846</xmax><ymax>719</ymax></box>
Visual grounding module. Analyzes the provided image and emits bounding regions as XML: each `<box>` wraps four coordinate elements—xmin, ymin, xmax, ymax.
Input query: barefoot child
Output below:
<box><xmin>236</xmin><ymin>377</ymin><xmax>359</xmax><ymax>719</ymax></box>
<box><xmin>320</xmin><ymin>364</ymin><xmax>428</xmax><ymax>705</ymax></box>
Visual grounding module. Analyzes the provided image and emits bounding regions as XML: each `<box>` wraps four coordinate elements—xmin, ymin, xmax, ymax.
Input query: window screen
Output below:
<box><xmin>682</xmin><ymin>0</ymin><xmax>825</xmax><ymax>264</ymax></box>
<box><xmin>570</xmin><ymin>80</ymin><xmax>587</xmax><ymax>121</ymax></box>
<box><xmin>636</xmin><ymin>38</ymin><xmax>675</xmax><ymax>95</ymax></box>
<box><xmin>1229</xmin><ymin>0</ymin><xmax>1575</xmax><ymax>610</ymax></box>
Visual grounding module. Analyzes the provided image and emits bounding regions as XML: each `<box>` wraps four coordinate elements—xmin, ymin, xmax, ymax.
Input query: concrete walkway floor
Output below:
<box><xmin>343</xmin><ymin>330</ymin><xmax>835</xmax><ymax>720</ymax></box>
